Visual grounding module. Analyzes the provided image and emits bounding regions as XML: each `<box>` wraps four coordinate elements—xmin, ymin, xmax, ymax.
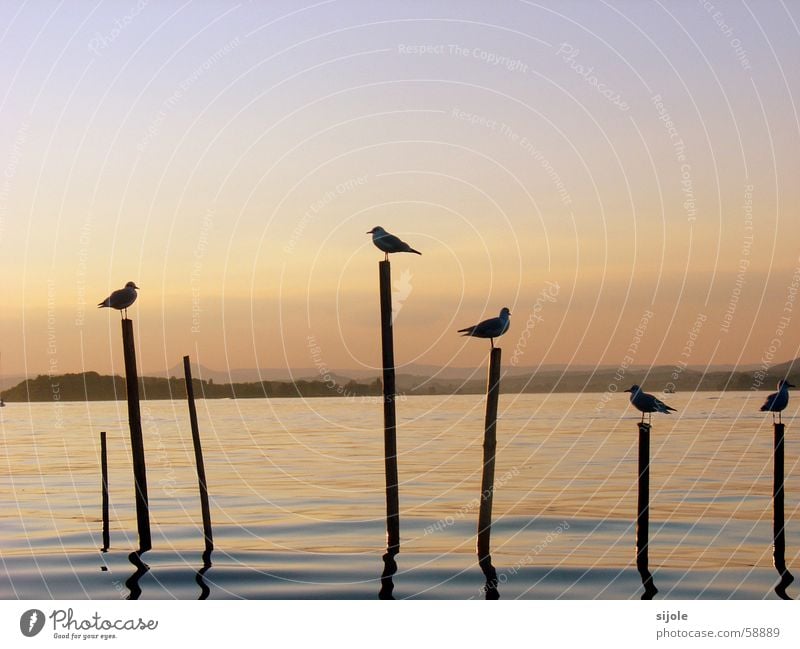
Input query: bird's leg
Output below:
<box><xmin>385</xmin><ymin>252</ymin><xmax>389</xmax><ymax>262</ymax></box>
<box><xmin>490</xmin><ymin>338</ymin><xmax>494</xmax><ymax>349</ymax></box>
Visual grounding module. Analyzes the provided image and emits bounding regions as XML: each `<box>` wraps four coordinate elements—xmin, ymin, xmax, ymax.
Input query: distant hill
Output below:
<box><xmin>3</xmin><ymin>360</ymin><xmax>798</xmax><ymax>403</ymax></box>
<box><xmin>0</xmin><ymin>371</ymin><xmax>382</xmax><ymax>402</ymax></box>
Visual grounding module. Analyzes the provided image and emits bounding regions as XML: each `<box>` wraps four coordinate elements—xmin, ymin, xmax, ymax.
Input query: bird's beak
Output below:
<box><xmin>134</xmin><ymin>285</ymin><xmax>141</xmax><ymax>290</ymax></box>
<box><xmin>366</xmin><ymin>229</ymin><xmax>374</xmax><ymax>234</ymax></box>
<box><xmin>789</xmin><ymin>382</ymin><xmax>796</xmax><ymax>388</ymax></box>
<box><xmin>624</xmin><ymin>388</ymin><xmax>632</xmax><ymax>393</ymax></box>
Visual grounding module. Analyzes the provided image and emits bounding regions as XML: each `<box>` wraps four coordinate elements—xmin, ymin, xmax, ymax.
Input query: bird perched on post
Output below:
<box><xmin>625</xmin><ymin>384</ymin><xmax>676</xmax><ymax>424</ymax></box>
<box><xmin>458</xmin><ymin>308</ymin><xmax>511</xmax><ymax>348</ymax></box>
<box><xmin>367</xmin><ymin>226</ymin><xmax>421</xmax><ymax>261</ymax></box>
<box><xmin>760</xmin><ymin>379</ymin><xmax>795</xmax><ymax>424</ymax></box>
<box><xmin>98</xmin><ymin>281</ymin><xmax>140</xmax><ymax>319</ymax></box>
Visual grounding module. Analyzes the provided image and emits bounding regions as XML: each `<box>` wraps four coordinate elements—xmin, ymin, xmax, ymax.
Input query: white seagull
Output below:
<box><xmin>625</xmin><ymin>384</ymin><xmax>676</xmax><ymax>424</ymax></box>
<box><xmin>367</xmin><ymin>226</ymin><xmax>421</xmax><ymax>261</ymax></box>
<box><xmin>458</xmin><ymin>308</ymin><xmax>511</xmax><ymax>348</ymax></box>
<box><xmin>760</xmin><ymin>379</ymin><xmax>795</xmax><ymax>424</ymax></box>
<box><xmin>98</xmin><ymin>281</ymin><xmax>140</xmax><ymax>319</ymax></box>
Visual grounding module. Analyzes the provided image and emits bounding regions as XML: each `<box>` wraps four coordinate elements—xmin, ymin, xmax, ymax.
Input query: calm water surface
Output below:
<box><xmin>1</xmin><ymin>392</ymin><xmax>798</xmax><ymax>599</ymax></box>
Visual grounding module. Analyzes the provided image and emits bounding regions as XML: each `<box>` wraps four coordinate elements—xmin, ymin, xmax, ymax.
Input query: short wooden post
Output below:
<box><xmin>100</xmin><ymin>431</ymin><xmax>109</xmax><ymax>552</ymax></box>
<box><xmin>121</xmin><ymin>318</ymin><xmax>151</xmax><ymax>552</ymax></box>
<box><xmin>477</xmin><ymin>347</ymin><xmax>501</xmax><ymax>563</ymax></box>
<box><xmin>183</xmin><ymin>355</ymin><xmax>213</xmax><ymax>552</ymax></box>
<box><xmin>379</xmin><ymin>260</ymin><xmax>400</xmax><ymax>551</ymax></box>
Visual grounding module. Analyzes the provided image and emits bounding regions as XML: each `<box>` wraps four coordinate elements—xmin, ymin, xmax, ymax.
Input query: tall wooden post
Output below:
<box><xmin>773</xmin><ymin>423</ymin><xmax>786</xmax><ymax>568</ymax></box>
<box><xmin>379</xmin><ymin>260</ymin><xmax>400</xmax><ymax>551</ymax></box>
<box><xmin>772</xmin><ymin>422</ymin><xmax>795</xmax><ymax>601</ymax></box>
<box><xmin>184</xmin><ymin>355</ymin><xmax>213</xmax><ymax>552</ymax></box>
<box><xmin>636</xmin><ymin>421</ymin><xmax>656</xmax><ymax>597</ymax></box>
<box><xmin>121</xmin><ymin>318</ymin><xmax>151</xmax><ymax>551</ymax></box>
<box><xmin>477</xmin><ymin>347</ymin><xmax>501</xmax><ymax>563</ymax></box>
<box><xmin>100</xmin><ymin>431</ymin><xmax>110</xmax><ymax>552</ymax></box>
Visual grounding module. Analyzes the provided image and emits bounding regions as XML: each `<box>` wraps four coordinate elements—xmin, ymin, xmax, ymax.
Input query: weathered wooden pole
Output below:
<box><xmin>636</xmin><ymin>421</ymin><xmax>656</xmax><ymax>597</ymax></box>
<box><xmin>379</xmin><ymin>260</ymin><xmax>400</xmax><ymax>551</ymax></box>
<box><xmin>121</xmin><ymin>318</ymin><xmax>151</xmax><ymax>552</ymax></box>
<box><xmin>183</xmin><ymin>355</ymin><xmax>213</xmax><ymax>552</ymax></box>
<box><xmin>773</xmin><ymin>423</ymin><xmax>787</xmax><ymax>567</ymax></box>
<box><xmin>477</xmin><ymin>347</ymin><xmax>501</xmax><ymax>564</ymax></box>
<box><xmin>772</xmin><ymin>422</ymin><xmax>794</xmax><ymax>598</ymax></box>
<box><xmin>100</xmin><ymin>431</ymin><xmax>110</xmax><ymax>552</ymax></box>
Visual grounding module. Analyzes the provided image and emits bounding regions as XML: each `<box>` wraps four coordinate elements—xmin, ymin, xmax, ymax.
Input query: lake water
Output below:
<box><xmin>1</xmin><ymin>391</ymin><xmax>798</xmax><ymax>599</ymax></box>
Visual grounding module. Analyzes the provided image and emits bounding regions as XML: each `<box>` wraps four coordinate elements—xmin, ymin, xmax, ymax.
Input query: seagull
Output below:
<box><xmin>760</xmin><ymin>379</ymin><xmax>795</xmax><ymax>424</ymax></box>
<box><xmin>367</xmin><ymin>226</ymin><xmax>421</xmax><ymax>261</ymax></box>
<box><xmin>458</xmin><ymin>307</ymin><xmax>511</xmax><ymax>348</ymax></box>
<box><xmin>98</xmin><ymin>281</ymin><xmax>140</xmax><ymax>319</ymax></box>
<box><xmin>625</xmin><ymin>384</ymin><xmax>676</xmax><ymax>424</ymax></box>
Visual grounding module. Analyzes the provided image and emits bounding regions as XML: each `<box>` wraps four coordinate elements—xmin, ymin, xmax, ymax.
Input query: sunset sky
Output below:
<box><xmin>1</xmin><ymin>0</ymin><xmax>798</xmax><ymax>379</ymax></box>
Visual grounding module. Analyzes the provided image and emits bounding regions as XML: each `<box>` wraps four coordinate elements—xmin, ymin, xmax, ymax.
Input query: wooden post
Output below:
<box><xmin>183</xmin><ymin>355</ymin><xmax>213</xmax><ymax>552</ymax></box>
<box><xmin>379</xmin><ymin>260</ymin><xmax>400</xmax><ymax>551</ymax></box>
<box><xmin>636</xmin><ymin>421</ymin><xmax>657</xmax><ymax>597</ymax></box>
<box><xmin>121</xmin><ymin>318</ymin><xmax>151</xmax><ymax>552</ymax></box>
<box><xmin>772</xmin><ymin>423</ymin><xmax>794</xmax><ymax>598</ymax></box>
<box><xmin>100</xmin><ymin>431</ymin><xmax>110</xmax><ymax>552</ymax></box>
<box><xmin>477</xmin><ymin>347</ymin><xmax>501</xmax><ymax>563</ymax></box>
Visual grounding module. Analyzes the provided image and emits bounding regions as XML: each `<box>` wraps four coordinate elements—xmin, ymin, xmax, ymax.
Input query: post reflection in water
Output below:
<box><xmin>379</xmin><ymin>548</ymin><xmax>399</xmax><ymax>600</ymax></box>
<box><xmin>479</xmin><ymin>557</ymin><xmax>499</xmax><ymax>600</ymax></box>
<box><xmin>637</xmin><ymin>564</ymin><xmax>658</xmax><ymax>600</ymax></box>
<box><xmin>196</xmin><ymin>549</ymin><xmax>213</xmax><ymax>600</ymax></box>
<box><xmin>125</xmin><ymin>550</ymin><xmax>149</xmax><ymax>600</ymax></box>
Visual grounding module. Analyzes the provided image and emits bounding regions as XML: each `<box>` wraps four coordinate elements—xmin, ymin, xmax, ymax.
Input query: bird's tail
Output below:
<box><xmin>409</xmin><ymin>247</ymin><xmax>422</xmax><ymax>255</ymax></box>
<box><xmin>97</xmin><ymin>300</ymin><xmax>108</xmax><ymax>308</ymax></box>
<box><xmin>458</xmin><ymin>326</ymin><xmax>475</xmax><ymax>336</ymax></box>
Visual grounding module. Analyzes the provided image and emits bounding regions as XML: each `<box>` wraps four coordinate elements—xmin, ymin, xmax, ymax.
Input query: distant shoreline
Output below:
<box><xmin>1</xmin><ymin>363</ymin><xmax>797</xmax><ymax>402</ymax></box>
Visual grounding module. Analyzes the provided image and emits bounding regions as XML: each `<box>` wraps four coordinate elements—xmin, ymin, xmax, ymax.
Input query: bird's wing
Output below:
<box><xmin>650</xmin><ymin>397</ymin><xmax>673</xmax><ymax>413</ymax></box>
<box><xmin>381</xmin><ymin>232</ymin><xmax>406</xmax><ymax>251</ymax></box>
<box><xmin>760</xmin><ymin>391</ymin><xmax>778</xmax><ymax>410</ymax></box>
